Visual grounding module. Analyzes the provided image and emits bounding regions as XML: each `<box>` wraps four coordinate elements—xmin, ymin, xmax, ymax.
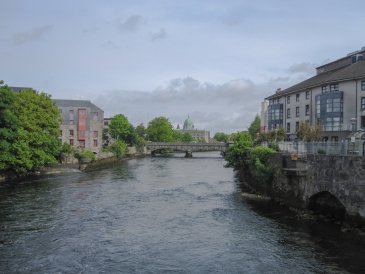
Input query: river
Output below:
<box><xmin>0</xmin><ymin>152</ymin><xmax>364</xmax><ymax>273</ymax></box>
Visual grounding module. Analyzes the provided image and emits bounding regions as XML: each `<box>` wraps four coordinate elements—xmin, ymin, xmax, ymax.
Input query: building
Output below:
<box><xmin>180</xmin><ymin>116</ymin><xmax>211</xmax><ymax>142</ymax></box>
<box><xmin>54</xmin><ymin>99</ymin><xmax>104</xmax><ymax>154</ymax></box>
<box><xmin>264</xmin><ymin>47</ymin><xmax>365</xmax><ymax>141</ymax></box>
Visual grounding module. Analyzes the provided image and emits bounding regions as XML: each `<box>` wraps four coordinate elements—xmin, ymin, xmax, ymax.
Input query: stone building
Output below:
<box><xmin>264</xmin><ymin>47</ymin><xmax>365</xmax><ymax>141</ymax></box>
<box><xmin>53</xmin><ymin>99</ymin><xmax>104</xmax><ymax>154</ymax></box>
<box><xmin>180</xmin><ymin>116</ymin><xmax>210</xmax><ymax>143</ymax></box>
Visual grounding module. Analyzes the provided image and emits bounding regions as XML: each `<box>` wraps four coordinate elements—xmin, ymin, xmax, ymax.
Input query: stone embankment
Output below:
<box><xmin>239</xmin><ymin>154</ymin><xmax>365</xmax><ymax>229</ymax></box>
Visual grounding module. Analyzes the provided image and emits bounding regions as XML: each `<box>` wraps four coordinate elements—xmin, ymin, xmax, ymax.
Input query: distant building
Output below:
<box><xmin>260</xmin><ymin>100</ymin><xmax>269</xmax><ymax>133</ymax></box>
<box><xmin>180</xmin><ymin>116</ymin><xmax>210</xmax><ymax>142</ymax></box>
<box><xmin>264</xmin><ymin>47</ymin><xmax>365</xmax><ymax>141</ymax></box>
<box><xmin>53</xmin><ymin>99</ymin><xmax>104</xmax><ymax>154</ymax></box>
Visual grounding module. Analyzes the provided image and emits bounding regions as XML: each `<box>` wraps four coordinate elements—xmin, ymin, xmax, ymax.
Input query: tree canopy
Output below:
<box><xmin>248</xmin><ymin>114</ymin><xmax>261</xmax><ymax>140</ymax></box>
<box><xmin>146</xmin><ymin>117</ymin><xmax>174</xmax><ymax>142</ymax></box>
<box><xmin>213</xmin><ymin>132</ymin><xmax>229</xmax><ymax>142</ymax></box>
<box><xmin>0</xmin><ymin>87</ymin><xmax>61</xmax><ymax>173</ymax></box>
<box><xmin>108</xmin><ymin>114</ymin><xmax>136</xmax><ymax>145</ymax></box>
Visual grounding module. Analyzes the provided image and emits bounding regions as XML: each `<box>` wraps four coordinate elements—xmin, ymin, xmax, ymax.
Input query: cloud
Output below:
<box><xmin>151</xmin><ymin>28</ymin><xmax>167</xmax><ymax>41</ymax></box>
<box><xmin>93</xmin><ymin>76</ymin><xmax>277</xmax><ymax>134</ymax></box>
<box><xmin>118</xmin><ymin>15</ymin><xmax>145</xmax><ymax>32</ymax></box>
<box><xmin>12</xmin><ymin>25</ymin><xmax>53</xmax><ymax>45</ymax></box>
<box><xmin>101</xmin><ymin>40</ymin><xmax>119</xmax><ymax>50</ymax></box>
<box><xmin>288</xmin><ymin>62</ymin><xmax>317</xmax><ymax>75</ymax></box>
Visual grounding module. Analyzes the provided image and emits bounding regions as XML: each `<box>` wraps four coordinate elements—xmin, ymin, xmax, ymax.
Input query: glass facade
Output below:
<box><xmin>268</xmin><ymin>103</ymin><xmax>283</xmax><ymax>130</ymax></box>
<box><xmin>315</xmin><ymin>92</ymin><xmax>343</xmax><ymax>131</ymax></box>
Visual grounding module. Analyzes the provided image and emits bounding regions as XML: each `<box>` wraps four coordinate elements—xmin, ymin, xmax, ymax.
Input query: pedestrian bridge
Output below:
<box><xmin>146</xmin><ymin>142</ymin><xmax>229</xmax><ymax>157</ymax></box>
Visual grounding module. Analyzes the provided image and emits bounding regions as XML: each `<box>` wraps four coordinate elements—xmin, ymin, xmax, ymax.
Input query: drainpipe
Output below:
<box><xmin>355</xmin><ymin>80</ymin><xmax>358</xmax><ymax>131</ymax></box>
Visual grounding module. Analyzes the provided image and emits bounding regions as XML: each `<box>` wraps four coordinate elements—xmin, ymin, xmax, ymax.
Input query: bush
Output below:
<box><xmin>74</xmin><ymin>150</ymin><xmax>96</xmax><ymax>162</ymax></box>
<box><xmin>249</xmin><ymin>146</ymin><xmax>277</xmax><ymax>181</ymax></box>
<box><xmin>108</xmin><ymin>140</ymin><xmax>128</xmax><ymax>158</ymax></box>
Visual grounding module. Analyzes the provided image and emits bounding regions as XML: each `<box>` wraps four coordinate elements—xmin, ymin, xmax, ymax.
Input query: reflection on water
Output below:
<box><xmin>0</xmin><ymin>152</ymin><xmax>364</xmax><ymax>273</ymax></box>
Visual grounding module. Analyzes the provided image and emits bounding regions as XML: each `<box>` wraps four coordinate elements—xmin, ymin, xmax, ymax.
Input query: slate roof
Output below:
<box><xmin>266</xmin><ymin>60</ymin><xmax>365</xmax><ymax>100</ymax></box>
<box><xmin>52</xmin><ymin>99</ymin><xmax>104</xmax><ymax>113</ymax></box>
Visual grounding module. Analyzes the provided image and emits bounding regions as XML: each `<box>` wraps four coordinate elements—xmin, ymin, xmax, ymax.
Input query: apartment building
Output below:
<box><xmin>54</xmin><ymin>99</ymin><xmax>104</xmax><ymax>154</ymax></box>
<box><xmin>264</xmin><ymin>47</ymin><xmax>365</xmax><ymax>141</ymax></box>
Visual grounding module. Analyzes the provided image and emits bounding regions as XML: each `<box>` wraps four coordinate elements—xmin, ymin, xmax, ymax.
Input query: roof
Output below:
<box><xmin>266</xmin><ymin>60</ymin><xmax>365</xmax><ymax>100</ymax></box>
<box><xmin>52</xmin><ymin>99</ymin><xmax>104</xmax><ymax>112</ymax></box>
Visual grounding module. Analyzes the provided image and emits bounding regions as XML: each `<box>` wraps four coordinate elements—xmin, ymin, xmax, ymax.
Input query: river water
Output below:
<box><xmin>0</xmin><ymin>152</ymin><xmax>364</xmax><ymax>273</ymax></box>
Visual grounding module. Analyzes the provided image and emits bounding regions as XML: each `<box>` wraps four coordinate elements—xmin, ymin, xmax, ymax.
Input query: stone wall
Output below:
<box><xmin>241</xmin><ymin>154</ymin><xmax>365</xmax><ymax>224</ymax></box>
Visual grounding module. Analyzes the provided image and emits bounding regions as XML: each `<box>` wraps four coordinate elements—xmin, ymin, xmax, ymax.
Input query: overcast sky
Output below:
<box><xmin>2</xmin><ymin>0</ymin><xmax>365</xmax><ymax>133</ymax></box>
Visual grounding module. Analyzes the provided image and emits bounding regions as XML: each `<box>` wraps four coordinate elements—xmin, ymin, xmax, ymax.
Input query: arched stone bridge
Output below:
<box><xmin>146</xmin><ymin>142</ymin><xmax>229</xmax><ymax>157</ymax></box>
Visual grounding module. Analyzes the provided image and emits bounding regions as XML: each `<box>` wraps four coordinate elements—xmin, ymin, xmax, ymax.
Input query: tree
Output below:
<box><xmin>0</xmin><ymin>86</ymin><xmax>19</xmax><ymax>171</ymax></box>
<box><xmin>213</xmin><ymin>132</ymin><xmax>229</xmax><ymax>142</ymax></box>
<box><xmin>146</xmin><ymin>117</ymin><xmax>174</xmax><ymax>142</ymax></box>
<box><xmin>11</xmin><ymin>89</ymin><xmax>61</xmax><ymax>173</ymax></box>
<box><xmin>108</xmin><ymin>140</ymin><xmax>128</xmax><ymax>158</ymax></box>
<box><xmin>173</xmin><ymin>130</ymin><xmax>194</xmax><ymax>142</ymax></box>
<box><xmin>135</xmin><ymin>123</ymin><xmax>146</xmax><ymax>139</ymax></box>
<box><xmin>297</xmin><ymin>122</ymin><xmax>322</xmax><ymax>141</ymax></box>
<box><xmin>108</xmin><ymin>114</ymin><xmax>135</xmax><ymax>145</ymax></box>
<box><xmin>225</xmin><ymin>132</ymin><xmax>253</xmax><ymax>169</ymax></box>
<box><xmin>248</xmin><ymin>114</ymin><xmax>261</xmax><ymax>140</ymax></box>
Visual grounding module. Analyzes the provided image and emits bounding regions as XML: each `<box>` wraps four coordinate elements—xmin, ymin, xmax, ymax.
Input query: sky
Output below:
<box><xmin>1</xmin><ymin>0</ymin><xmax>365</xmax><ymax>134</ymax></box>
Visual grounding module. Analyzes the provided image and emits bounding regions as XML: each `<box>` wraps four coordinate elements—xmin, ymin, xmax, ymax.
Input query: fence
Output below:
<box><xmin>263</xmin><ymin>140</ymin><xmax>365</xmax><ymax>157</ymax></box>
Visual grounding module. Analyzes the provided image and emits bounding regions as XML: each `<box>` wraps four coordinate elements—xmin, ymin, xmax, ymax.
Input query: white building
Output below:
<box><xmin>264</xmin><ymin>47</ymin><xmax>365</xmax><ymax>141</ymax></box>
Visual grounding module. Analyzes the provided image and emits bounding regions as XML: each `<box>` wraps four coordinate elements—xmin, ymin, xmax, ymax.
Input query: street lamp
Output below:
<box><xmin>350</xmin><ymin>117</ymin><xmax>357</xmax><ymax>132</ymax></box>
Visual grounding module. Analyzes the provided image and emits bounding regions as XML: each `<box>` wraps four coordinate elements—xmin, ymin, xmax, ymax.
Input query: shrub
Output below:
<box><xmin>74</xmin><ymin>150</ymin><xmax>96</xmax><ymax>162</ymax></box>
<box><xmin>108</xmin><ymin>140</ymin><xmax>128</xmax><ymax>158</ymax></box>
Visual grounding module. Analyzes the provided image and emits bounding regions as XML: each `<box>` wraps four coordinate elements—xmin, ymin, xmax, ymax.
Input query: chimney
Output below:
<box><xmin>276</xmin><ymin>88</ymin><xmax>281</xmax><ymax>94</ymax></box>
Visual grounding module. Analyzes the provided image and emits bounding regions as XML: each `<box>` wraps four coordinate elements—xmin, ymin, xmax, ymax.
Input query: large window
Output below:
<box><xmin>287</xmin><ymin>96</ymin><xmax>290</xmax><ymax>104</ymax></box>
<box><xmin>315</xmin><ymin>92</ymin><xmax>343</xmax><ymax>132</ymax></box>
<box><xmin>361</xmin><ymin>97</ymin><xmax>365</xmax><ymax>110</ymax></box>
<box><xmin>296</xmin><ymin>121</ymin><xmax>299</xmax><ymax>132</ymax></box>
<box><xmin>287</xmin><ymin>108</ymin><xmax>290</xmax><ymax>119</ymax></box>
<box><xmin>361</xmin><ymin>80</ymin><xmax>365</xmax><ymax>91</ymax></box>
<box><xmin>305</xmin><ymin>105</ymin><xmax>310</xmax><ymax>116</ymax></box>
<box><xmin>326</xmin><ymin>98</ymin><xmax>342</xmax><ymax>112</ymax></box>
<box><xmin>296</xmin><ymin>94</ymin><xmax>300</xmax><ymax>102</ymax></box>
<box><xmin>287</xmin><ymin>122</ymin><xmax>290</xmax><ymax>133</ymax></box>
<box><xmin>361</xmin><ymin>116</ymin><xmax>365</xmax><ymax>128</ymax></box>
<box><xmin>296</xmin><ymin>106</ymin><xmax>300</xmax><ymax>117</ymax></box>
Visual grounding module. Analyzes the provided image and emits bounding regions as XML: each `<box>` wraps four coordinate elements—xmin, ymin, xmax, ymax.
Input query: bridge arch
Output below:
<box><xmin>307</xmin><ymin>191</ymin><xmax>346</xmax><ymax>220</ymax></box>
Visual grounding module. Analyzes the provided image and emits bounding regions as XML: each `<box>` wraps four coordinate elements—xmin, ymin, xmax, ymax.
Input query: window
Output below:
<box><xmin>326</xmin><ymin>98</ymin><xmax>342</xmax><ymax>112</ymax></box>
<box><xmin>70</xmin><ymin>130</ymin><xmax>74</xmax><ymax>136</ymax></box>
<box><xmin>287</xmin><ymin>108</ymin><xmax>290</xmax><ymax>119</ymax></box>
<box><xmin>92</xmin><ymin>112</ymin><xmax>98</xmax><ymax>121</ymax></box>
<box><xmin>362</xmin><ymin>116</ymin><xmax>365</xmax><ymax>128</ymax></box>
<box><xmin>306</xmin><ymin>91</ymin><xmax>310</xmax><ymax>100</ymax></box>
<box><xmin>287</xmin><ymin>96</ymin><xmax>290</xmax><ymax>104</ymax></box>
<box><xmin>325</xmin><ymin>117</ymin><xmax>342</xmax><ymax>131</ymax></box>
<box><xmin>330</xmin><ymin>83</ymin><xmax>339</xmax><ymax>91</ymax></box>
<box><xmin>331</xmin><ymin>136</ymin><xmax>338</xmax><ymax>142</ymax></box>
<box><xmin>69</xmin><ymin>110</ymin><xmax>74</xmax><ymax>120</ymax></box>
<box><xmin>70</xmin><ymin>139</ymin><xmax>74</xmax><ymax>146</ymax></box>
<box><xmin>93</xmin><ymin>139</ymin><xmax>98</xmax><ymax>147</ymax></box>
<box><xmin>322</xmin><ymin>85</ymin><xmax>329</xmax><ymax>93</ymax></box>
<box><xmin>79</xmin><ymin>140</ymin><xmax>85</xmax><ymax>148</ymax></box>
<box><xmin>296</xmin><ymin>121</ymin><xmax>299</xmax><ymax>132</ymax></box>
<box><xmin>296</xmin><ymin>106</ymin><xmax>300</xmax><ymax>117</ymax></box>
<box><xmin>362</xmin><ymin>97</ymin><xmax>365</xmax><ymax>109</ymax></box>
<box><xmin>286</xmin><ymin>122</ymin><xmax>290</xmax><ymax>133</ymax></box>
<box><xmin>296</xmin><ymin>94</ymin><xmax>300</xmax><ymax>102</ymax></box>
<box><xmin>93</xmin><ymin>131</ymin><xmax>98</xmax><ymax>138</ymax></box>
<box><xmin>362</xmin><ymin>80</ymin><xmax>365</xmax><ymax>91</ymax></box>
<box><xmin>305</xmin><ymin>105</ymin><xmax>310</xmax><ymax>116</ymax></box>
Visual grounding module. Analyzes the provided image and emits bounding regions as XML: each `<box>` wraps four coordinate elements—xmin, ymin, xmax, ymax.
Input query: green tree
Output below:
<box><xmin>225</xmin><ymin>132</ymin><xmax>253</xmax><ymax>169</ymax></box>
<box><xmin>173</xmin><ymin>130</ymin><xmax>194</xmax><ymax>142</ymax></box>
<box><xmin>11</xmin><ymin>89</ymin><xmax>61</xmax><ymax>173</ymax></box>
<box><xmin>0</xmin><ymin>86</ymin><xmax>19</xmax><ymax>171</ymax></box>
<box><xmin>108</xmin><ymin>114</ymin><xmax>135</xmax><ymax>145</ymax></box>
<box><xmin>248</xmin><ymin>114</ymin><xmax>261</xmax><ymax>140</ymax></box>
<box><xmin>213</xmin><ymin>132</ymin><xmax>229</xmax><ymax>142</ymax></box>
<box><xmin>108</xmin><ymin>140</ymin><xmax>128</xmax><ymax>158</ymax></box>
<box><xmin>135</xmin><ymin>123</ymin><xmax>147</xmax><ymax>139</ymax></box>
<box><xmin>146</xmin><ymin>117</ymin><xmax>174</xmax><ymax>142</ymax></box>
